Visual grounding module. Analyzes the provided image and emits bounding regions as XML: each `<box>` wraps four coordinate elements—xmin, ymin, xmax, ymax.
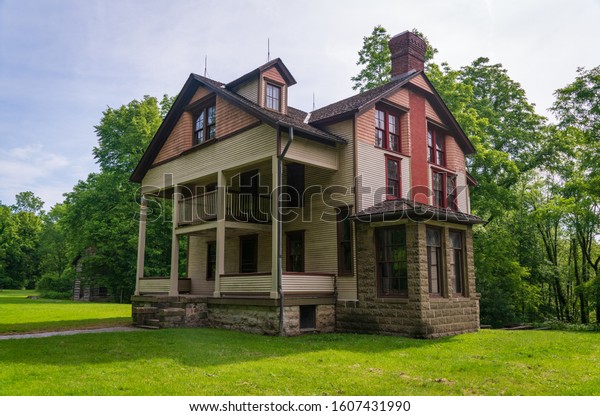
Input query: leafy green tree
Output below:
<box><xmin>12</xmin><ymin>191</ymin><xmax>44</xmax><ymax>214</ymax></box>
<box><xmin>351</xmin><ymin>26</ymin><xmax>437</xmax><ymax>92</ymax></box>
<box><xmin>62</xmin><ymin>95</ymin><xmax>174</xmax><ymax>301</ymax></box>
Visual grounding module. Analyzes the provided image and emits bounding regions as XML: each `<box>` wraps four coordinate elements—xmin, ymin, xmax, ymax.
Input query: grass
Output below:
<box><xmin>0</xmin><ymin>290</ymin><xmax>131</xmax><ymax>334</ymax></box>
<box><xmin>1</xmin><ymin>290</ymin><xmax>598</xmax><ymax>395</ymax></box>
<box><xmin>1</xmin><ymin>328</ymin><xmax>599</xmax><ymax>395</ymax></box>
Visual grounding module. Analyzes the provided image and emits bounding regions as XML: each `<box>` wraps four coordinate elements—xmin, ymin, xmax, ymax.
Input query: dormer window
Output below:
<box><xmin>375</xmin><ymin>108</ymin><xmax>400</xmax><ymax>152</ymax></box>
<box><xmin>266</xmin><ymin>83</ymin><xmax>281</xmax><ymax>111</ymax></box>
<box><xmin>194</xmin><ymin>104</ymin><xmax>216</xmax><ymax>145</ymax></box>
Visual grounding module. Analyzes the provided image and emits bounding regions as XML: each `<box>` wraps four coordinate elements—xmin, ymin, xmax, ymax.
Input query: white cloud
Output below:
<box><xmin>0</xmin><ymin>144</ymin><xmax>90</xmax><ymax>208</ymax></box>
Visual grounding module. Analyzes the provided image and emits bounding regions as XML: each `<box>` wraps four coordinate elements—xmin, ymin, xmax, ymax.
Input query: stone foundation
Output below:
<box><xmin>132</xmin><ymin>295</ymin><xmax>336</xmax><ymax>336</ymax></box>
<box><xmin>336</xmin><ymin>221</ymin><xmax>480</xmax><ymax>338</ymax></box>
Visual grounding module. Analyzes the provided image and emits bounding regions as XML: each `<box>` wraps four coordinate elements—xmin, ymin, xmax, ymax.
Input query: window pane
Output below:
<box><xmin>426</xmin><ymin>228</ymin><xmax>440</xmax><ymax>246</ymax></box>
<box><xmin>436</xmin><ymin>135</ymin><xmax>444</xmax><ymax>165</ymax></box>
<box><xmin>195</xmin><ymin>113</ymin><xmax>204</xmax><ymax>131</ymax></box>
<box><xmin>387</xmin><ymin>159</ymin><xmax>398</xmax><ymax>177</ymax></box>
<box><xmin>388</xmin><ymin>115</ymin><xmax>398</xmax><ymax>134</ymax></box>
<box><xmin>375</xmin><ymin>129</ymin><xmax>384</xmax><ymax>148</ymax></box>
<box><xmin>377</xmin><ymin>227</ymin><xmax>407</xmax><ymax>296</ymax></box>
<box><xmin>375</xmin><ymin>110</ymin><xmax>385</xmax><ymax>129</ymax></box>
<box><xmin>207</xmin><ymin>106</ymin><xmax>216</xmax><ymax>124</ymax></box>
<box><xmin>450</xmin><ymin>231</ymin><xmax>462</xmax><ymax>249</ymax></box>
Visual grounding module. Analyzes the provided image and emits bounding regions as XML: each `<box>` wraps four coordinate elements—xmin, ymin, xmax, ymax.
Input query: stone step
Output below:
<box><xmin>145</xmin><ymin>319</ymin><xmax>160</xmax><ymax>326</ymax></box>
<box><xmin>133</xmin><ymin>306</ymin><xmax>158</xmax><ymax>314</ymax></box>
<box><xmin>158</xmin><ymin>307</ymin><xmax>186</xmax><ymax>317</ymax></box>
<box><xmin>137</xmin><ymin>325</ymin><xmax>160</xmax><ymax>330</ymax></box>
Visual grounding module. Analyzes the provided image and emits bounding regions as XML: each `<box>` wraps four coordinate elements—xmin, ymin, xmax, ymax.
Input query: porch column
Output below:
<box><xmin>134</xmin><ymin>195</ymin><xmax>147</xmax><ymax>296</ymax></box>
<box><xmin>270</xmin><ymin>155</ymin><xmax>280</xmax><ymax>299</ymax></box>
<box><xmin>169</xmin><ymin>185</ymin><xmax>181</xmax><ymax>296</ymax></box>
<box><xmin>213</xmin><ymin>170</ymin><xmax>226</xmax><ymax>297</ymax></box>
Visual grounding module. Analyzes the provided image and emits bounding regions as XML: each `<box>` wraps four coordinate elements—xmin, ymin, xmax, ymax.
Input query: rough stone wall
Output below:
<box><xmin>131</xmin><ymin>295</ymin><xmax>208</xmax><ymax>328</ymax></box>
<box><xmin>336</xmin><ymin>221</ymin><xmax>479</xmax><ymax>338</ymax></box>
<box><xmin>336</xmin><ymin>222</ymin><xmax>427</xmax><ymax>337</ymax></box>
<box><xmin>208</xmin><ymin>304</ymin><xmax>279</xmax><ymax>335</ymax></box>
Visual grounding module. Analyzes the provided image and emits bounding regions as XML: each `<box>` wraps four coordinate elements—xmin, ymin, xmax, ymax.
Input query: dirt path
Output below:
<box><xmin>0</xmin><ymin>326</ymin><xmax>142</xmax><ymax>340</ymax></box>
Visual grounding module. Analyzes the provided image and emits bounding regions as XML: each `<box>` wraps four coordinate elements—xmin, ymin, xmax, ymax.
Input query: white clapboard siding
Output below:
<box><xmin>220</xmin><ymin>274</ymin><xmax>272</xmax><ymax>293</ymax></box>
<box><xmin>139</xmin><ymin>278</ymin><xmax>170</xmax><ymax>294</ymax></box>
<box><xmin>234</xmin><ymin>79</ymin><xmax>259</xmax><ymax>103</ymax></box>
<box><xmin>282</xmin><ymin>273</ymin><xmax>335</xmax><ymax>294</ymax></box>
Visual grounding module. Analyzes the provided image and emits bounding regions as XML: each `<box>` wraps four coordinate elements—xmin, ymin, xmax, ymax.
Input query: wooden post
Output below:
<box><xmin>134</xmin><ymin>195</ymin><xmax>147</xmax><ymax>296</ymax></box>
<box><xmin>169</xmin><ymin>185</ymin><xmax>181</xmax><ymax>296</ymax></box>
<box><xmin>213</xmin><ymin>170</ymin><xmax>226</xmax><ymax>298</ymax></box>
<box><xmin>271</xmin><ymin>155</ymin><xmax>280</xmax><ymax>299</ymax></box>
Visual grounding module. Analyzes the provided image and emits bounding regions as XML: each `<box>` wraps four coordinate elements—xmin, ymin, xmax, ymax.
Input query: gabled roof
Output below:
<box><xmin>309</xmin><ymin>70</ymin><xmax>476</xmax><ymax>155</ymax></box>
<box><xmin>354</xmin><ymin>198</ymin><xmax>484</xmax><ymax>225</ymax></box>
<box><xmin>309</xmin><ymin>71</ymin><xmax>418</xmax><ymax>124</ymax></box>
<box><xmin>131</xmin><ymin>68</ymin><xmax>344</xmax><ymax>183</ymax></box>
<box><xmin>226</xmin><ymin>58</ymin><xmax>297</xmax><ymax>89</ymax></box>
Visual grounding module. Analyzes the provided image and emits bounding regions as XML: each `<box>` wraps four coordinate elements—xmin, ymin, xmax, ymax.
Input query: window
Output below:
<box><xmin>427</xmin><ymin>227</ymin><xmax>442</xmax><ymax>295</ymax></box>
<box><xmin>375</xmin><ymin>109</ymin><xmax>400</xmax><ymax>152</ymax></box>
<box><xmin>433</xmin><ymin>171</ymin><xmax>444</xmax><ymax>207</ymax></box>
<box><xmin>299</xmin><ymin>305</ymin><xmax>316</xmax><ymax>330</ymax></box>
<box><xmin>449</xmin><ymin>231</ymin><xmax>465</xmax><ymax>295</ymax></box>
<box><xmin>446</xmin><ymin>175</ymin><xmax>457</xmax><ymax>210</ymax></box>
<box><xmin>206</xmin><ymin>241</ymin><xmax>216</xmax><ymax>281</ymax></box>
<box><xmin>432</xmin><ymin>171</ymin><xmax>457</xmax><ymax>209</ymax></box>
<box><xmin>194</xmin><ymin>104</ymin><xmax>216</xmax><ymax>145</ymax></box>
<box><xmin>286</xmin><ymin>231</ymin><xmax>304</xmax><ymax>272</ymax></box>
<box><xmin>239</xmin><ymin>235</ymin><xmax>258</xmax><ymax>273</ymax></box>
<box><xmin>337</xmin><ymin>207</ymin><xmax>353</xmax><ymax>275</ymax></box>
<box><xmin>386</xmin><ymin>157</ymin><xmax>401</xmax><ymax>199</ymax></box>
<box><xmin>427</xmin><ymin>127</ymin><xmax>445</xmax><ymax>166</ymax></box>
<box><xmin>266</xmin><ymin>83</ymin><xmax>281</xmax><ymax>111</ymax></box>
<box><xmin>376</xmin><ymin>226</ymin><xmax>408</xmax><ymax>297</ymax></box>
<box><xmin>286</xmin><ymin>163</ymin><xmax>305</xmax><ymax>207</ymax></box>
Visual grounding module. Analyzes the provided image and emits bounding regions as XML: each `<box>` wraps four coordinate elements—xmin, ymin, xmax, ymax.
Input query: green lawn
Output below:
<box><xmin>0</xmin><ymin>290</ymin><xmax>131</xmax><ymax>334</ymax></box>
<box><xmin>1</xmin><ymin>328</ymin><xmax>599</xmax><ymax>395</ymax></box>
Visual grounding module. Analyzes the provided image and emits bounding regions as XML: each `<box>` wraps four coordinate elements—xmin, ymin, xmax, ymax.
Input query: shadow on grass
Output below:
<box><xmin>0</xmin><ymin>327</ymin><xmax>458</xmax><ymax>370</ymax></box>
<box><xmin>0</xmin><ymin>317</ymin><xmax>132</xmax><ymax>334</ymax></box>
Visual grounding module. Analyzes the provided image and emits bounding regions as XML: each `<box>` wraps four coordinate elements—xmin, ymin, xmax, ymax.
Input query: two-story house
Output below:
<box><xmin>130</xmin><ymin>31</ymin><xmax>483</xmax><ymax>338</ymax></box>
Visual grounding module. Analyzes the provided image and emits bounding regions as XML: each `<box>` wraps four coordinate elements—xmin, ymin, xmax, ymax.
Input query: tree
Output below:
<box><xmin>351</xmin><ymin>26</ymin><xmax>437</xmax><ymax>92</ymax></box>
<box><xmin>63</xmin><ymin>95</ymin><xmax>174</xmax><ymax>301</ymax></box>
<box><xmin>93</xmin><ymin>96</ymin><xmax>164</xmax><ymax>176</ymax></box>
<box><xmin>12</xmin><ymin>191</ymin><xmax>44</xmax><ymax>214</ymax></box>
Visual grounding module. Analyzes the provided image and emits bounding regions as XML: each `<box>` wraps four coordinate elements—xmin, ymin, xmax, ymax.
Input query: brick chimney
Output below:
<box><xmin>388</xmin><ymin>31</ymin><xmax>427</xmax><ymax>77</ymax></box>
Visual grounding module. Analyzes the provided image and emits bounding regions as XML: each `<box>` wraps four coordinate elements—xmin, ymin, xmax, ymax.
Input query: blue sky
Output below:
<box><xmin>1</xmin><ymin>0</ymin><xmax>599</xmax><ymax>209</ymax></box>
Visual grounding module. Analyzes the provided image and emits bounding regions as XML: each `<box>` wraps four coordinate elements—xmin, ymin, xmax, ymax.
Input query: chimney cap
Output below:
<box><xmin>388</xmin><ymin>30</ymin><xmax>426</xmax><ymax>76</ymax></box>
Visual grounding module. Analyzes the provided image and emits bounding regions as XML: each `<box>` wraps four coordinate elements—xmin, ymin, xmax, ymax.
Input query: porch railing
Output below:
<box><xmin>178</xmin><ymin>190</ymin><xmax>271</xmax><ymax>226</ymax></box>
<box><xmin>226</xmin><ymin>191</ymin><xmax>271</xmax><ymax>223</ymax></box>
<box><xmin>138</xmin><ymin>277</ymin><xmax>191</xmax><ymax>294</ymax></box>
<box><xmin>220</xmin><ymin>273</ymin><xmax>272</xmax><ymax>295</ymax></box>
<box><xmin>282</xmin><ymin>272</ymin><xmax>336</xmax><ymax>295</ymax></box>
<box><xmin>179</xmin><ymin>190</ymin><xmax>218</xmax><ymax>224</ymax></box>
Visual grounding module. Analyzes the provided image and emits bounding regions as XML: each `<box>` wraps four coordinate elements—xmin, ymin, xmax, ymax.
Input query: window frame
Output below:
<box><xmin>427</xmin><ymin>126</ymin><xmax>445</xmax><ymax>166</ymax></box>
<box><xmin>426</xmin><ymin>227</ymin><xmax>444</xmax><ymax>296</ymax></box>
<box><xmin>431</xmin><ymin>169</ymin><xmax>457</xmax><ymax>209</ymax></box>
<box><xmin>385</xmin><ymin>155</ymin><xmax>402</xmax><ymax>200</ymax></box>
<box><xmin>285</xmin><ymin>163</ymin><xmax>305</xmax><ymax>208</ymax></box>
<box><xmin>374</xmin><ymin>107</ymin><xmax>401</xmax><ymax>153</ymax></box>
<box><xmin>336</xmin><ymin>206</ymin><xmax>353</xmax><ymax>276</ymax></box>
<box><xmin>206</xmin><ymin>240</ymin><xmax>216</xmax><ymax>281</ymax></box>
<box><xmin>449</xmin><ymin>230</ymin><xmax>466</xmax><ymax>296</ymax></box>
<box><xmin>239</xmin><ymin>234</ymin><xmax>258</xmax><ymax>273</ymax></box>
<box><xmin>193</xmin><ymin>102</ymin><xmax>217</xmax><ymax>146</ymax></box>
<box><xmin>375</xmin><ymin>226</ymin><xmax>408</xmax><ymax>298</ymax></box>
<box><xmin>265</xmin><ymin>82</ymin><xmax>282</xmax><ymax>112</ymax></box>
<box><xmin>286</xmin><ymin>230</ymin><xmax>305</xmax><ymax>273</ymax></box>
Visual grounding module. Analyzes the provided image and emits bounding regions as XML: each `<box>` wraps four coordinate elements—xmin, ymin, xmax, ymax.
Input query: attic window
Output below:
<box><xmin>266</xmin><ymin>83</ymin><xmax>281</xmax><ymax>111</ymax></box>
<box><xmin>194</xmin><ymin>104</ymin><xmax>216</xmax><ymax>145</ymax></box>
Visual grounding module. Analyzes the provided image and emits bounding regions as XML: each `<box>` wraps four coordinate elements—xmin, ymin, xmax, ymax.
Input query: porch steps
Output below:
<box><xmin>137</xmin><ymin>324</ymin><xmax>160</xmax><ymax>330</ymax></box>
